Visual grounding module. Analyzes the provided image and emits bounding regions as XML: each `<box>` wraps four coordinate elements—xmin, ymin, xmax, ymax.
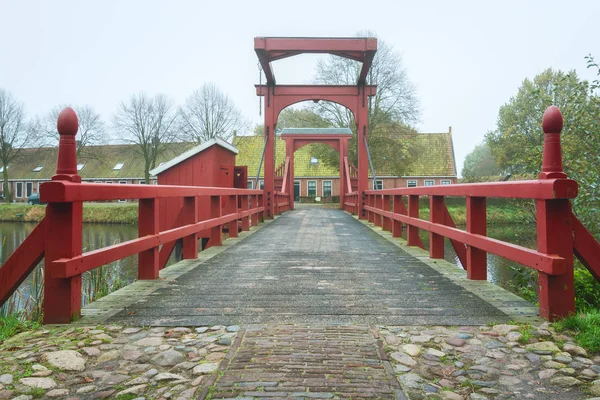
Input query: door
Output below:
<box><xmin>294</xmin><ymin>181</ymin><xmax>300</xmax><ymax>201</ymax></box>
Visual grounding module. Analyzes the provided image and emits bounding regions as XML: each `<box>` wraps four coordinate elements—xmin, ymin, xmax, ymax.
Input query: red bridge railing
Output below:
<box><xmin>0</xmin><ymin>108</ymin><xmax>270</xmax><ymax>324</ymax></box>
<box><xmin>347</xmin><ymin>106</ymin><xmax>600</xmax><ymax>321</ymax></box>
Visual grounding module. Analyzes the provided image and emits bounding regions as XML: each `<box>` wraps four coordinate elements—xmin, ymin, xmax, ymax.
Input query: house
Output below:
<box><xmin>1</xmin><ymin>143</ymin><xmax>192</xmax><ymax>202</ymax></box>
<box><xmin>234</xmin><ymin>128</ymin><xmax>457</xmax><ymax>201</ymax></box>
<box><xmin>1</xmin><ymin>128</ymin><xmax>457</xmax><ymax>203</ymax></box>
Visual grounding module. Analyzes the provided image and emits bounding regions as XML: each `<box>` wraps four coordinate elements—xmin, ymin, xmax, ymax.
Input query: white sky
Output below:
<box><xmin>1</xmin><ymin>0</ymin><xmax>598</xmax><ymax>176</ymax></box>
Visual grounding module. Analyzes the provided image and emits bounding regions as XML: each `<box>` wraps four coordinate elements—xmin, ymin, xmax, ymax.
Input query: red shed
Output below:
<box><xmin>149</xmin><ymin>138</ymin><xmax>246</xmax><ymax>256</ymax></box>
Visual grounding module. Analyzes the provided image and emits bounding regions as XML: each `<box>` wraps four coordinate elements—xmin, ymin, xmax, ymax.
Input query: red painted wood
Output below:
<box><xmin>52</xmin><ymin>209</ymin><xmax>263</xmax><ymax>278</ymax></box>
<box><xmin>364</xmin><ymin>179</ymin><xmax>577</xmax><ymax>199</ymax></box>
<box><xmin>0</xmin><ymin>218</ymin><xmax>46</xmax><ymax>307</ymax></box>
<box><xmin>407</xmin><ymin>195</ymin><xmax>420</xmax><ymax>247</ymax></box>
<box><xmin>572</xmin><ymin>213</ymin><xmax>600</xmax><ymax>282</ymax></box>
<box><xmin>241</xmin><ymin>195</ymin><xmax>250</xmax><ymax>231</ymax></box>
<box><xmin>536</xmin><ymin>199</ymin><xmax>575</xmax><ymax>320</ymax></box>
<box><xmin>364</xmin><ymin>205</ymin><xmax>565</xmax><ymax>275</ymax></box>
<box><xmin>392</xmin><ymin>195</ymin><xmax>404</xmax><ymax>238</ymax></box>
<box><xmin>53</xmin><ymin>108</ymin><xmax>81</xmax><ymax>183</ymax></box>
<box><xmin>227</xmin><ymin>195</ymin><xmax>239</xmax><ymax>238</ymax></box>
<box><xmin>44</xmin><ymin>201</ymin><xmax>83</xmax><ymax>324</ymax></box>
<box><xmin>138</xmin><ymin>198</ymin><xmax>159</xmax><ymax>280</ymax></box>
<box><xmin>182</xmin><ymin>197</ymin><xmax>199</xmax><ymax>259</ymax></box>
<box><xmin>466</xmin><ymin>197</ymin><xmax>487</xmax><ymax>280</ymax></box>
<box><xmin>208</xmin><ymin>196</ymin><xmax>222</xmax><ymax>248</ymax></box>
<box><xmin>374</xmin><ymin>195</ymin><xmax>382</xmax><ymax>227</ymax></box>
<box><xmin>443</xmin><ymin>207</ymin><xmax>467</xmax><ymax>269</ymax></box>
<box><xmin>382</xmin><ymin>195</ymin><xmax>392</xmax><ymax>231</ymax></box>
<box><xmin>429</xmin><ymin>196</ymin><xmax>445</xmax><ymax>259</ymax></box>
<box><xmin>539</xmin><ymin>106</ymin><xmax>567</xmax><ymax>179</ymax></box>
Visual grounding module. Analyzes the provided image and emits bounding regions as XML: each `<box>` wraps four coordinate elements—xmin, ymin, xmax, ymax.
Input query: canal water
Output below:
<box><xmin>0</xmin><ymin>220</ymin><xmax>537</xmax><ymax>316</ymax></box>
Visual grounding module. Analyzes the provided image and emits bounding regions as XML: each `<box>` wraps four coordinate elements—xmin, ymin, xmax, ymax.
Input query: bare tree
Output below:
<box><xmin>179</xmin><ymin>83</ymin><xmax>247</xmax><ymax>143</ymax></box>
<box><xmin>113</xmin><ymin>93</ymin><xmax>178</xmax><ymax>183</ymax></box>
<box><xmin>0</xmin><ymin>89</ymin><xmax>39</xmax><ymax>202</ymax></box>
<box><xmin>312</xmin><ymin>33</ymin><xmax>420</xmax><ymax>131</ymax></box>
<box><xmin>41</xmin><ymin>105</ymin><xmax>106</xmax><ymax>156</ymax></box>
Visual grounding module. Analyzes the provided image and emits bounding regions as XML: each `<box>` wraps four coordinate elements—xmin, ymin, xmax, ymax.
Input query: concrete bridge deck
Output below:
<box><xmin>91</xmin><ymin>206</ymin><xmax>536</xmax><ymax>327</ymax></box>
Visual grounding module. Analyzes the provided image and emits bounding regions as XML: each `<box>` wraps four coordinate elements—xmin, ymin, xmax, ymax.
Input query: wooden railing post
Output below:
<box><xmin>537</xmin><ymin>106</ymin><xmax>574</xmax><ymax>320</ymax></box>
<box><xmin>368</xmin><ymin>194</ymin><xmax>375</xmax><ymax>224</ymax></box>
<box><xmin>392</xmin><ymin>195</ymin><xmax>403</xmax><ymax>238</ymax></box>
<box><xmin>209</xmin><ymin>195</ymin><xmax>222</xmax><ymax>247</ymax></box>
<box><xmin>374</xmin><ymin>195</ymin><xmax>382</xmax><ymax>227</ymax></box>
<box><xmin>182</xmin><ymin>196</ymin><xmax>199</xmax><ymax>259</ymax></box>
<box><xmin>258</xmin><ymin>194</ymin><xmax>264</xmax><ymax>222</ymax></box>
<box><xmin>407</xmin><ymin>195</ymin><xmax>420</xmax><ymax>247</ymax></box>
<box><xmin>44</xmin><ymin>108</ymin><xmax>83</xmax><ymax>324</ymax></box>
<box><xmin>241</xmin><ymin>195</ymin><xmax>250</xmax><ymax>231</ymax></box>
<box><xmin>251</xmin><ymin>195</ymin><xmax>259</xmax><ymax>226</ymax></box>
<box><xmin>429</xmin><ymin>196</ymin><xmax>445</xmax><ymax>259</ymax></box>
<box><xmin>228</xmin><ymin>195</ymin><xmax>238</xmax><ymax>238</ymax></box>
<box><xmin>138</xmin><ymin>198</ymin><xmax>159</xmax><ymax>279</ymax></box>
<box><xmin>382</xmin><ymin>195</ymin><xmax>391</xmax><ymax>232</ymax></box>
<box><xmin>466</xmin><ymin>196</ymin><xmax>486</xmax><ymax>279</ymax></box>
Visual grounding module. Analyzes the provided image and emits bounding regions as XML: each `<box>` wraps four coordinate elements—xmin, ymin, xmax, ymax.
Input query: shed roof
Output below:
<box><xmin>149</xmin><ymin>138</ymin><xmax>238</xmax><ymax>176</ymax></box>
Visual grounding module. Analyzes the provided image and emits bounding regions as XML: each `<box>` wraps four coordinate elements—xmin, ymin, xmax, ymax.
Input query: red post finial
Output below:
<box><xmin>53</xmin><ymin>107</ymin><xmax>81</xmax><ymax>182</ymax></box>
<box><xmin>539</xmin><ymin>105</ymin><xmax>567</xmax><ymax>179</ymax></box>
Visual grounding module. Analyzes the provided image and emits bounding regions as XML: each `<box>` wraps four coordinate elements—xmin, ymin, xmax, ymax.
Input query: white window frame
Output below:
<box><xmin>26</xmin><ymin>182</ymin><xmax>33</xmax><ymax>198</ymax></box>
<box><xmin>259</xmin><ymin>180</ymin><xmax>264</xmax><ymax>190</ymax></box>
<box><xmin>294</xmin><ymin>180</ymin><xmax>301</xmax><ymax>197</ymax></box>
<box><xmin>16</xmin><ymin>182</ymin><xmax>23</xmax><ymax>198</ymax></box>
<box><xmin>247</xmin><ymin>180</ymin><xmax>253</xmax><ymax>189</ymax></box>
<box><xmin>374</xmin><ymin>180</ymin><xmax>383</xmax><ymax>190</ymax></box>
<box><xmin>77</xmin><ymin>163</ymin><xmax>85</xmax><ymax>171</ymax></box>
<box><xmin>407</xmin><ymin>180</ymin><xmax>417</xmax><ymax>187</ymax></box>
<box><xmin>32</xmin><ymin>166</ymin><xmax>44</xmax><ymax>172</ymax></box>
<box><xmin>440</xmin><ymin>180</ymin><xmax>451</xmax><ymax>185</ymax></box>
<box><xmin>322</xmin><ymin>180</ymin><xmax>332</xmax><ymax>197</ymax></box>
<box><xmin>118</xmin><ymin>181</ymin><xmax>128</xmax><ymax>202</ymax></box>
<box><xmin>307</xmin><ymin>180</ymin><xmax>317</xmax><ymax>197</ymax></box>
<box><xmin>139</xmin><ymin>180</ymin><xmax>146</xmax><ymax>185</ymax></box>
<box><xmin>94</xmin><ymin>181</ymin><xmax>103</xmax><ymax>184</ymax></box>
<box><xmin>105</xmin><ymin>181</ymin><xmax>113</xmax><ymax>184</ymax></box>
<box><xmin>113</xmin><ymin>162</ymin><xmax>124</xmax><ymax>170</ymax></box>
<box><xmin>152</xmin><ymin>180</ymin><xmax>158</xmax><ymax>185</ymax></box>
<box><xmin>424</xmin><ymin>180</ymin><xmax>435</xmax><ymax>186</ymax></box>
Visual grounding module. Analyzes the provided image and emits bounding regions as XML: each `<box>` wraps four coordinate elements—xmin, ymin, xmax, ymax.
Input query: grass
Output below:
<box><xmin>0</xmin><ymin>203</ymin><xmax>139</xmax><ymax>224</ymax></box>
<box><xmin>553</xmin><ymin>309</ymin><xmax>600</xmax><ymax>354</ymax></box>
<box><xmin>0</xmin><ymin>315</ymin><xmax>40</xmax><ymax>342</ymax></box>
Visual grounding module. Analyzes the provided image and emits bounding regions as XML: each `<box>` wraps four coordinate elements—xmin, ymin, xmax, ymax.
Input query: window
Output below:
<box><xmin>407</xmin><ymin>180</ymin><xmax>417</xmax><ymax>187</ymax></box>
<box><xmin>441</xmin><ymin>180</ymin><xmax>451</xmax><ymax>185</ymax></box>
<box><xmin>424</xmin><ymin>180</ymin><xmax>435</xmax><ymax>186</ymax></box>
<box><xmin>323</xmin><ymin>180</ymin><xmax>332</xmax><ymax>197</ymax></box>
<box><xmin>32</xmin><ymin>166</ymin><xmax>44</xmax><ymax>172</ymax></box>
<box><xmin>247</xmin><ymin>180</ymin><xmax>253</xmax><ymax>189</ymax></box>
<box><xmin>118</xmin><ymin>181</ymin><xmax>128</xmax><ymax>202</ymax></box>
<box><xmin>94</xmin><ymin>181</ymin><xmax>102</xmax><ymax>184</ymax></box>
<box><xmin>105</xmin><ymin>181</ymin><xmax>113</xmax><ymax>184</ymax></box>
<box><xmin>139</xmin><ymin>180</ymin><xmax>146</xmax><ymax>185</ymax></box>
<box><xmin>374</xmin><ymin>180</ymin><xmax>383</xmax><ymax>190</ymax></box>
<box><xmin>113</xmin><ymin>163</ymin><xmax>124</xmax><ymax>170</ymax></box>
<box><xmin>152</xmin><ymin>180</ymin><xmax>158</xmax><ymax>185</ymax></box>
<box><xmin>310</xmin><ymin>157</ymin><xmax>319</xmax><ymax>165</ymax></box>
<box><xmin>26</xmin><ymin>182</ymin><xmax>33</xmax><ymax>197</ymax></box>
<box><xmin>307</xmin><ymin>180</ymin><xmax>317</xmax><ymax>197</ymax></box>
<box><xmin>16</xmin><ymin>182</ymin><xmax>23</xmax><ymax>198</ymax></box>
<box><xmin>259</xmin><ymin>180</ymin><xmax>264</xmax><ymax>190</ymax></box>
<box><xmin>77</xmin><ymin>163</ymin><xmax>85</xmax><ymax>171</ymax></box>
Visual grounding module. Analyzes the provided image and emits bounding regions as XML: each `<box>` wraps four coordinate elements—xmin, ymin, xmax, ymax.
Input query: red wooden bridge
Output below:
<box><xmin>0</xmin><ymin>37</ymin><xmax>599</xmax><ymax>325</ymax></box>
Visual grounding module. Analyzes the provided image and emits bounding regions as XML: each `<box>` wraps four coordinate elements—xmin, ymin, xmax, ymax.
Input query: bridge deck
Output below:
<box><xmin>106</xmin><ymin>206</ymin><xmax>509</xmax><ymax>326</ymax></box>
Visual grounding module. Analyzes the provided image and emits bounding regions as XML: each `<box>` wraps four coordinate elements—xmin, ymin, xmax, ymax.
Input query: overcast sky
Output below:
<box><xmin>1</xmin><ymin>0</ymin><xmax>598</xmax><ymax>176</ymax></box>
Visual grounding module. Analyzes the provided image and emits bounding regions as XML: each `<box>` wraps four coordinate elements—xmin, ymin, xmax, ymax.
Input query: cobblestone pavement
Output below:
<box><xmin>0</xmin><ymin>323</ymin><xmax>599</xmax><ymax>399</ymax></box>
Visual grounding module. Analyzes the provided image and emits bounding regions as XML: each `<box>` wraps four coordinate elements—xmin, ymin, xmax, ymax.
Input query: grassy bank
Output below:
<box><xmin>0</xmin><ymin>203</ymin><xmax>139</xmax><ymax>224</ymax></box>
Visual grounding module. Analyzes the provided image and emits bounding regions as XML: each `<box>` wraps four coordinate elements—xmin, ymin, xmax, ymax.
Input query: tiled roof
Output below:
<box><xmin>234</xmin><ymin>132</ymin><xmax>457</xmax><ymax>178</ymax></box>
<box><xmin>280</xmin><ymin>128</ymin><xmax>352</xmax><ymax>135</ymax></box>
<box><xmin>6</xmin><ymin>143</ymin><xmax>194</xmax><ymax>180</ymax></box>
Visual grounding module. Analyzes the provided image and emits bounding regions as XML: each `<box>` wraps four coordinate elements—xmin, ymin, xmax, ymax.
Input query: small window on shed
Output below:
<box><xmin>113</xmin><ymin>162</ymin><xmax>124</xmax><ymax>170</ymax></box>
<box><xmin>310</xmin><ymin>157</ymin><xmax>319</xmax><ymax>165</ymax></box>
<box><xmin>407</xmin><ymin>180</ymin><xmax>417</xmax><ymax>187</ymax></box>
<box><xmin>77</xmin><ymin>163</ymin><xmax>85</xmax><ymax>171</ymax></box>
<box><xmin>32</xmin><ymin>166</ymin><xmax>44</xmax><ymax>172</ymax></box>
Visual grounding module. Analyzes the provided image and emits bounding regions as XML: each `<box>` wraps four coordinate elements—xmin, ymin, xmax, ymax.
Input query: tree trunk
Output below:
<box><xmin>3</xmin><ymin>168</ymin><xmax>10</xmax><ymax>203</ymax></box>
<box><xmin>145</xmin><ymin>164</ymin><xmax>150</xmax><ymax>184</ymax></box>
